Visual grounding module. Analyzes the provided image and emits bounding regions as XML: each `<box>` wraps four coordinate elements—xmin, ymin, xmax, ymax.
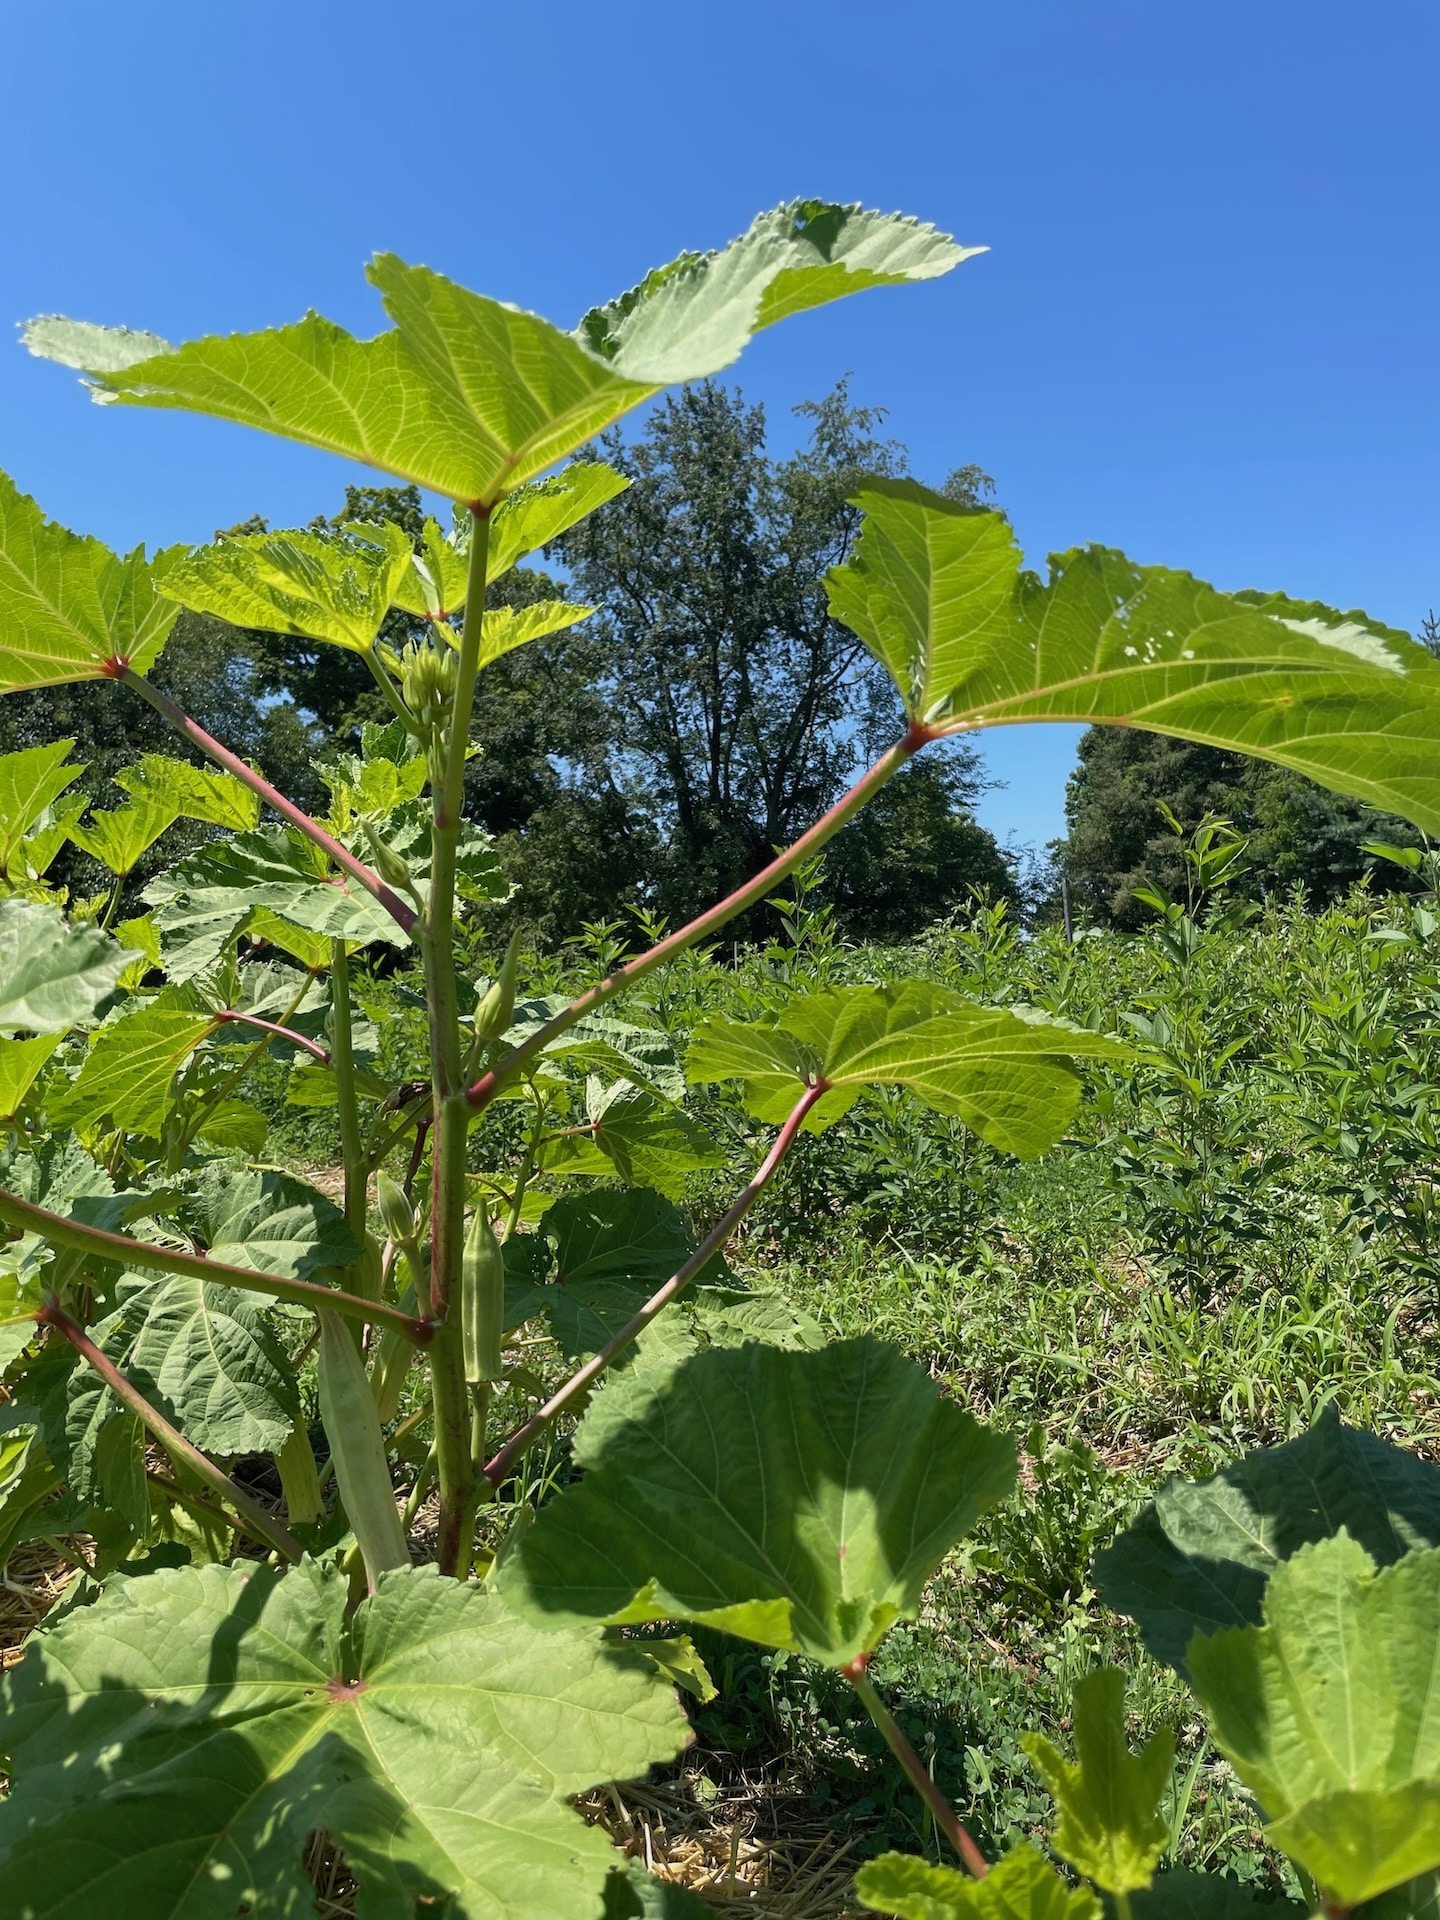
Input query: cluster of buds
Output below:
<box><xmin>401</xmin><ymin>642</ymin><xmax>457</xmax><ymax>733</ymax></box>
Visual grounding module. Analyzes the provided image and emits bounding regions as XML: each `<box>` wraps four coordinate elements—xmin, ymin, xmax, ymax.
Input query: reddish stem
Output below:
<box><xmin>41</xmin><ymin>1298</ymin><xmax>303</xmax><ymax>1563</ymax></box>
<box><xmin>485</xmin><ymin>1081</ymin><xmax>827</xmax><ymax>1487</ymax></box>
<box><xmin>215</xmin><ymin>1008</ymin><xmax>331</xmax><ymax>1063</ymax></box>
<box><xmin>0</xmin><ymin>1188</ymin><xmax>431</xmax><ymax>1345</ymax></box>
<box><xmin>119</xmin><ymin>667</ymin><xmax>416</xmax><ymax>934</ymax></box>
<box><xmin>465</xmin><ymin>731</ymin><xmax>928</xmax><ymax>1112</ymax></box>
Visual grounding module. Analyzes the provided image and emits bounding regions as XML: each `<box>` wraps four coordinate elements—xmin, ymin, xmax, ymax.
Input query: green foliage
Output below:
<box><xmin>160</xmin><ymin>522</ymin><xmax>415</xmax><ymax>652</ymax></box>
<box><xmin>687</xmin><ymin>981</ymin><xmax>1130</xmax><ymax>1155</ymax></box>
<box><xmin>500</xmin><ymin>1338</ymin><xmax>1016</xmax><ymax>1663</ymax></box>
<box><xmin>1022</xmin><ymin>1668</ymin><xmax>1173</xmax><ymax>1893</ymax></box>
<box><xmin>0</xmin><ymin>1561</ymin><xmax>687</xmax><ymax>1918</ymax></box>
<box><xmin>1188</xmin><ymin>1532</ymin><xmax>1440</xmax><ymax>1906</ymax></box>
<box><xmin>0</xmin><ymin>899</ymin><xmax>137</xmax><ymax>1030</ymax></box>
<box><xmin>857</xmin><ymin>1844</ymin><xmax>1101</xmax><ymax>1918</ymax></box>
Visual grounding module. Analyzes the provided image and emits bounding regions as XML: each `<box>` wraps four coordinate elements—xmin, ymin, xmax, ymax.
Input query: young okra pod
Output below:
<box><xmin>316</xmin><ymin>1308</ymin><xmax>410</xmax><ymax>1588</ymax></box>
<box><xmin>462</xmin><ymin>1203</ymin><xmax>505</xmax><ymax>1384</ymax></box>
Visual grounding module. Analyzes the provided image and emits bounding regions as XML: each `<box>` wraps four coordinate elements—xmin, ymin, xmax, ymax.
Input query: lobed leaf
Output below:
<box><xmin>541</xmin><ymin>1079</ymin><xmax>725</xmax><ymax>1199</ymax></box>
<box><xmin>67</xmin><ymin>792</ymin><xmax>176</xmax><ymax>875</ymax></box>
<box><xmin>1096</xmin><ymin>1409</ymin><xmax>1440</xmax><ymax>1674</ymax></box>
<box><xmin>856</xmin><ymin>1843</ymin><xmax>1101</xmax><ymax>1917</ymax></box>
<box><xmin>114</xmin><ymin>754</ymin><xmax>260</xmax><ymax>832</ymax></box>
<box><xmin>828</xmin><ymin>481</ymin><xmax>1440</xmax><ymax>832</ymax></box>
<box><xmin>47</xmin><ymin>996</ymin><xmax>217</xmax><ymax>1137</ymax></box>
<box><xmin>0</xmin><ymin>1559</ymin><xmax>688</xmax><ymax>1919</ymax></box>
<box><xmin>187</xmin><ymin>1163</ymin><xmax>359</xmax><ymax>1279</ymax></box>
<box><xmin>26</xmin><ymin>204</ymin><xmax>975</xmax><ymax>506</ymax></box>
<box><xmin>1185</xmin><ymin>1531</ymin><xmax>1440</xmax><ymax>1905</ymax></box>
<box><xmin>499</xmin><ymin>1336</ymin><xmax>1016</xmax><ymax>1664</ymax></box>
<box><xmin>0</xmin><ymin>467</ymin><xmax>180</xmax><ymax>690</ymax></box>
<box><xmin>687</xmin><ymin>981</ymin><xmax>1130</xmax><ymax>1157</ymax></box>
<box><xmin>1022</xmin><ymin>1667</ymin><xmax>1172</xmax><ymax>1894</ymax></box>
<box><xmin>0</xmin><ymin>741</ymin><xmax>85</xmax><ymax>877</ymax></box>
<box><xmin>0</xmin><ymin>899</ymin><xmax>139</xmax><ymax>1033</ymax></box>
<box><xmin>160</xmin><ymin>523</ymin><xmax>414</xmax><ymax>652</ymax></box>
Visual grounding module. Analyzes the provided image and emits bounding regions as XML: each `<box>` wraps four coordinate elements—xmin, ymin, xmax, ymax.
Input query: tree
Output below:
<box><xmin>559</xmin><ymin>380</ymin><xmax>1012</xmax><ymax>930</ymax></box>
<box><xmin>1055</xmin><ymin>725</ymin><xmax>1422</xmax><ymax>927</ymax></box>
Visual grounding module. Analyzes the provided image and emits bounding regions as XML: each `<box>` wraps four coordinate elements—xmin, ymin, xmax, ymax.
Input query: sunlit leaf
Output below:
<box><xmin>828</xmin><ymin>481</ymin><xmax>1440</xmax><ymax>831</ymax></box>
<box><xmin>541</xmin><ymin>1079</ymin><xmax>725</xmax><ymax>1198</ymax></box>
<box><xmin>687</xmin><ymin>981</ymin><xmax>1130</xmax><ymax>1157</ymax></box>
<box><xmin>48</xmin><ymin>994</ymin><xmax>217</xmax><ymax>1136</ymax></box>
<box><xmin>1187</xmin><ymin>1532</ymin><xmax>1440</xmax><ymax>1907</ymax></box>
<box><xmin>1096</xmin><ymin>1410</ymin><xmax>1440</xmax><ymax>1674</ymax></box>
<box><xmin>19</xmin><ymin>789</ymin><xmax>87</xmax><ymax>880</ymax></box>
<box><xmin>0</xmin><ymin>1561</ymin><xmax>687</xmax><ymax>1918</ymax></box>
<box><xmin>0</xmin><ymin>742</ymin><xmax>85</xmax><ymax>878</ymax></box>
<box><xmin>856</xmin><ymin>1842</ymin><xmax>1101</xmax><ymax>1917</ymax></box>
<box><xmin>160</xmin><ymin>524</ymin><xmax>414</xmax><ymax>653</ymax></box>
<box><xmin>500</xmin><ymin>1336</ymin><xmax>1016</xmax><ymax>1664</ymax></box>
<box><xmin>68</xmin><ymin>793</ymin><xmax>177</xmax><ymax>875</ymax></box>
<box><xmin>0</xmin><ymin>467</ymin><xmax>180</xmax><ymax>689</ymax></box>
<box><xmin>1022</xmin><ymin>1668</ymin><xmax>1172</xmax><ymax>1894</ymax></box>
<box><xmin>27</xmin><ymin>204</ymin><xmax>975</xmax><ymax>506</ymax></box>
<box><xmin>115</xmin><ymin>754</ymin><xmax>260</xmax><ymax>832</ymax></box>
<box><xmin>0</xmin><ymin>1035</ymin><xmax>62</xmax><ymax>1118</ymax></box>
<box><xmin>0</xmin><ymin>899</ymin><xmax>138</xmax><ymax>1033</ymax></box>
<box><xmin>468</xmin><ymin>597</ymin><xmax>595</xmax><ymax>667</ymax></box>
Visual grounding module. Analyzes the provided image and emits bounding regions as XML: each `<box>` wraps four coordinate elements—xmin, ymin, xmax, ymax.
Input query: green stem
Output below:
<box><xmin>119</xmin><ymin>667</ymin><xmax>416</xmax><ymax>934</ymax></box>
<box><xmin>485</xmin><ymin>1082</ymin><xmax>825</xmax><ymax>1488</ymax></box>
<box><xmin>44</xmin><ymin>1299</ymin><xmax>302</xmax><ymax>1564</ymax></box>
<box><xmin>363</xmin><ymin>647</ymin><xmax>421</xmax><ymax>734</ymax></box>
<box><xmin>213</xmin><ymin>1007</ymin><xmax>330</xmax><ymax>1064</ymax></box>
<box><xmin>0</xmin><ymin>1188</ymin><xmax>430</xmax><ymax>1343</ymax></box>
<box><xmin>501</xmin><ymin>1092</ymin><xmax>547</xmax><ymax>1241</ymax></box>
<box><xmin>847</xmin><ymin>1666</ymin><xmax>988</xmax><ymax>1879</ymax></box>
<box><xmin>176</xmin><ymin>971</ymin><xmax>317</xmax><ymax>1159</ymax></box>
<box><xmin>330</xmin><ymin>941</ymin><xmax>368</xmax><ymax>1245</ymax></box>
<box><xmin>402</xmin><ymin>1444</ymin><xmax>437</xmax><ymax>1529</ymax></box>
<box><xmin>465</xmin><ymin>727</ymin><xmax>928</xmax><ymax>1113</ymax></box>
<box><xmin>421</xmin><ymin>507</ymin><xmax>492</xmax><ymax>1578</ymax></box>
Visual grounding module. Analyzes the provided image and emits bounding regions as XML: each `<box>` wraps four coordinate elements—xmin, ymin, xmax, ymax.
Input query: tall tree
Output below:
<box><xmin>559</xmin><ymin>381</ymin><xmax>1012</xmax><ymax>930</ymax></box>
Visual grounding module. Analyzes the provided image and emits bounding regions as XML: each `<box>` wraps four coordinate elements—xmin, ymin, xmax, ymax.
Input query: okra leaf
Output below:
<box><xmin>468</xmin><ymin>597</ymin><xmax>596</xmax><ymax>668</ymax></box>
<box><xmin>145</xmin><ymin>823</ymin><xmax>410</xmax><ymax>979</ymax></box>
<box><xmin>114</xmin><ymin>754</ymin><xmax>260</xmax><ymax>832</ymax></box>
<box><xmin>603</xmin><ymin>1859</ymin><xmax>716</xmax><ymax>1918</ymax></box>
<box><xmin>27</xmin><ymin>203</ymin><xmax>974</xmax><ymax>505</ymax></box>
<box><xmin>1096</xmin><ymin>1409</ymin><xmax>1440</xmax><ymax>1674</ymax></box>
<box><xmin>0</xmin><ymin>1035</ymin><xmax>63</xmax><ymax>1119</ymax></box>
<box><xmin>47</xmin><ymin>994</ymin><xmax>218</xmax><ymax>1137</ymax></box>
<box><xmin>1186</xmin><ymin>1533</ymin><xmax>1440</xmax><ymax>1907</ymax></box>
<box><xmin>0</xmin><ymin>899</ymin><xmax>138</xmax><ymax>1032</ymax></box>
<box><xmin>68</xmin><ymin>792</ymin><xmax>177</xmax><ymax>874</ymax></box>
<box><xmin>159</xmin><ymin>524</ymin><xmax>414</xmax><ymax>653</ymax></box>
<box><xmin>1130</xmin><ymin>1873</ymin><xmax>1304</xmax><ymax>1917</ymax></box>
<box><xmin>856</xmin><ymin>1842</ymin><xmax>1101</xmax><ymax>1917</ymax></box>
<box><xmin>0</xmin><ymin>467</ymin><xmax>180</xmax><ymax>689</ymax></box>
<box><xmin>0</xmin><ymin>1561</ymin><xmax>687</xmax><ymax>1920</ymax></box>
<box><xmin>542</xmin><ymin>1080</ymin><xmax>725</xmax><ymax>1198</ymax></box>
<box><xmin>0</xmin><ymin>741</ymin><xmax>85</xmax><ymax>875</ymax></box>
<box><xmin>829</xmin><ymin>481</ymin><xmax>1440</xmax><ymax>832</ymax></box>
<box><xmin>74</xmin><ymin>1270</ymin><xmax>301</xmax><ymax>1460</ymax></box>
<box><xmin>687</xmin><ymin>981</ymin><xmax>1130</xmax><ymax>1157</ymax></box>
<box><xmin>499</xmin><ymin>1337</ymin><xmax>1016</xmax><ymax>1664</ymax></box>
<box><xmin>1022</xmin><ymin>1668</ymin><xmax>1172</xmax><ymax>1894</ymax></box>
<box><xmin>188</xmin><ymin>1164</ymin><xmax>359</xmax><ymax>1279</ymax></box>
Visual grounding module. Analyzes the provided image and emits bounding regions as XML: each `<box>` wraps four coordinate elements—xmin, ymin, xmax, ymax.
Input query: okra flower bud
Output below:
<box><xmin>473</xmin><ymin>931</ymin><xmax>521</xmax><ymax>1049</ymax></box>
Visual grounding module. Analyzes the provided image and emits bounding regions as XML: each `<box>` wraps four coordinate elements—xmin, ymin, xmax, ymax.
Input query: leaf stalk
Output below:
<box><xmin>846</xmin><ymin>1664</ymin><xmax>989</xmax><ymax>1879</ymax></box>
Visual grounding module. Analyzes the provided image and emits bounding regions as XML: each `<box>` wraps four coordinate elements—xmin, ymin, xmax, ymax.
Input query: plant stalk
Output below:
<box><xmin>119</xmin><ymin>667</ymin><xmax>416</xmax><ymax>934</ymax></box>
<box><xmin>214</xmin><ymin>1007</ymin><xmax>331</xmax><ymax>1063</ymax></box>
<box><xmin>465</xmin><ymin>728</ymin><xmax>928</xmax><ymax>1113</ymax></box>
<box><xmin>485</xmin><ymin>1082</ymin><xmax>826</xmax><ymax>1487</ymax></box>
<box><xmin>42</xmin><ymin>1299</ymin><xmax>302</xmax><ymax>1563</ymax></box>
<box><xmin>329</xmin><ymin>940</ymin><xmax>368</xmax><ymax>1245</ymax></box>
<box><xmin>0</xmin><ymin>1189</ymin><xmax>430</xmax><ymax>1343</ymax></box>
<box><xmin>847</xmin><ymin>1665</ymin><xmax>989</xmax><ymax>1880</ymax></box>
<box><xmin>422</xmin><ymin>505</ymin><xmax>492</xmax><ymax>1576</ymax></box>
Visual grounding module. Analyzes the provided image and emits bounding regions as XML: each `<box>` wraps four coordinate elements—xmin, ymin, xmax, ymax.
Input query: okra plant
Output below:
<box><xmin>1</xmin><ymin>202</ymin><xmax>1439</xmax><ymax>1917</ymax></box>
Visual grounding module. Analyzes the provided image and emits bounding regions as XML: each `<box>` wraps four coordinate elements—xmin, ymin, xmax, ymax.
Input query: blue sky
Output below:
<box><xmin>3</xmin><ymin>1</ymin><xmax>1436</xmax><ymax>853</ymax></box>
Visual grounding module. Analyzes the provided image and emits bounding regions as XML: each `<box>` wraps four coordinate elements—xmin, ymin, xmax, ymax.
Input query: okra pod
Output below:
<box><xmin>461</xmin><ymin>1204</ymin><xmax>505</xmax><ymax>1384</ymax></box>
<box><xmin>316</xmin><ymin>1308</ymin><xmax>409</xmax><ymax>1588</ymax></box>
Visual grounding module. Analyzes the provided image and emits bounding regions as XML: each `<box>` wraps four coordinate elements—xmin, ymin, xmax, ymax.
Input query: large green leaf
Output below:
<box><xmin>0</xmin><ymin>467</ymin><xmax>180</xmax><ymax>690</ymax></box>
<box><xmin>1021</xmin><ymin>1668</ymin><xmax>1172</xmax><ymax>1895</ymax></box>
<box><xmin>187</xmin><ymin>1163</ymin><xmax>360</xmax><ymax>1279</ymax></box>
<box><xmin>1096</xmin><ymin>1411</ymin><xmax>1440</xmax><ymax>1674</ymax></box>
<box><xmin>0</xmin><ymin>899</ymin><xmax>138</xmax><ymax>1033</ymax></box>
<box><xmin>0</xmin><ymin>1560</ymin><xmax>687</xmax><ymax>1919</ymax></box>
<box><xmin>0</xmin><ymin>741</ymin><xmax>84</xmax><ymax>877</ymax></box>
<box><xmin>1187</xmin><ymin>1532</ymin><xmax>1440</xmax><ymax>1907</ymax></box>
<box><xmin>827</xmin><ymin>481</ymin><xmax>1440</xmax><ymax>831</ymax></box>
<box><xmin>145</xmin><ymin>823</ymin><xmax>411</xmax><ymax>979</ymax></box>
<box><xmin>686</xmin><ymin>982</ymin><xmax>1130</xmax><ymax>1157</ymax></box>
<box><xmin>160</xmin><ymin>524</ymin><xmax>414</xmax><ymax>652</ymax></box>
<box><xmin>500</xmin><ymin>1337</ymin><xmax>1016</xmax><ymax>1665</ymax></box>
<box><xmin>26</xmin><ymin>204</ymin><xmax>975</xmax><ymax>506</ymax></box>
<box><xmin>71</xmin><ymin>1270</ymin><xmax>301</xmax><ymax>1460</ymax></box>
<box><xmin>48</xmin><ymin>995</ymin><xmax>217</xmax><ymax>1136</ymax></box>
<box><xmin>856</xmin><ymin>1843</ymin><xmax>1101</xmax><ymax>1918</ymax></box>
<box><xmin>542</xmin><ymin>1079</ymin><xmax>725</xmax><ymax>1198</ymax></box>
<box><xmin>1130</xmin><ymin>1873</ymin><xmax>1303</xmax><ymax>1918</ymax></box>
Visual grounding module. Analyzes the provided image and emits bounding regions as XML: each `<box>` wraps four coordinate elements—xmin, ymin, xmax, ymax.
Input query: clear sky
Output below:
<box><xmin>2</xmin><ymin>1</ymin><xmax>1435</xmax><ymax>854</ymax></box>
